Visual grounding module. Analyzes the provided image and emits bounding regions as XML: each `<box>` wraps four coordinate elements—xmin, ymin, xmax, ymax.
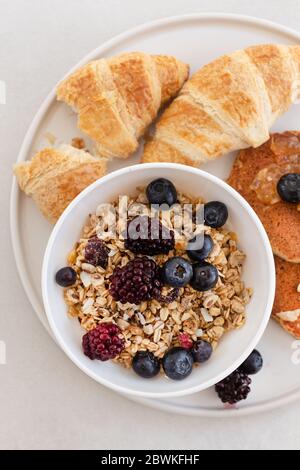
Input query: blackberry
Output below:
<box><xmin>84</xmin><ymin>237</ymin><xmax>109</xmax><ymax>268</ymax></box>
<box><xmin>109</xmin><ymin>257</ymin><xmax>178</xmax><ymax>305</ymax></box>
<box><xmin>82</xmin><ymin>323</ymin><xmax>124</xmax><ymax>361</ymax></box>
<box><xmin>109</xmin><ymin>257</ymin><xmax>162</xmax><ymax>304</ymax></box>
<box><xmin>215</xmin><ymin>370</ymin><xmax>252</xmax><ymax>404</ymax></box>
<box><xmin>124</xmin><ymin>216</ymin><xmax>175</xmax><ymax>256</ymax></box>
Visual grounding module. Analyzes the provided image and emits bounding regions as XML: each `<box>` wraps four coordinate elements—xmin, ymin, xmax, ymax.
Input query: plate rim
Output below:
<box><xmin>10</xmin><ymin>11</ymin><xmax>300</xmax><ymax>416</ymax></box>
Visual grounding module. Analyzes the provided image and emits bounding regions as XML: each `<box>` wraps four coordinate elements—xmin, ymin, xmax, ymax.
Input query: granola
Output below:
<box><xmin>63</xmin><ymin>188</ymin><xmax>252</xmax><ymax>370</ymax></box>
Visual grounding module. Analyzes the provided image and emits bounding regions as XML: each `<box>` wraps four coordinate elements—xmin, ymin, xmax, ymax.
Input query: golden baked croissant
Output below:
<box><xmin>142</xmin><ymin>44</ymin><xmax>300</xmax><ymax>166</ymax></box>
<box><xmin>14</xmin><ymin>145</ymin><xmax>107</xmax><ymax>223</ymax></box>
<box><xmin>57</xmin><ymin>52</ymin><xmax>189</xmax><ymax>159</ymax></box>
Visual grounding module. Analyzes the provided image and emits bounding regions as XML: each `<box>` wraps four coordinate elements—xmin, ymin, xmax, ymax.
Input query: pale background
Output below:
<box><xmin>1</xmin><ymin>0</ymin><xmax>300</xmax><ymax>450</ymax></box>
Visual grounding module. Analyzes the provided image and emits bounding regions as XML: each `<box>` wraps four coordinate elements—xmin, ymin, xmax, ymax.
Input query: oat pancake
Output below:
<box><xmin>228</xmin><ymin>132</ymin><xmax>300</xmax><ymax>263</ymax></box>
<box><xmin>272</xmin><ymin>256</ymin><xmax>300</xmax><ymax>339</ymax></box>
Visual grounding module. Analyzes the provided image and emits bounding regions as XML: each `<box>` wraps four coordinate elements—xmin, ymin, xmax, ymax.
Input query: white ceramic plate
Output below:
<box><xmin>11</xmin><ymin>13</ymin><xmax>300</xmax><ymax>416</ymax></box>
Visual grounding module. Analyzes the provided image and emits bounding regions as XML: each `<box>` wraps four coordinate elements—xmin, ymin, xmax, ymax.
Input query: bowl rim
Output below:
<box><xmin>42</xmin><ymin>162</ymin><xmax>276</xmax><ymax>398</ymax></box>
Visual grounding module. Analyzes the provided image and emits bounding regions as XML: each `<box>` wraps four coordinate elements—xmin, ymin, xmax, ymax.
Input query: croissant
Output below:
<box><xmin>57</xmin><ymin>52</ymin><xmax>189</xmax><ymax>159</ymax></box>
<box><xmin>142</xmin><ymin>44</ymin><xmax>300</xmax><ymax>166</ymax></box>
<box><xmin>14</xmin><ymin>145</ymin><xmax>107</xmax><ymax>223</ymax></box>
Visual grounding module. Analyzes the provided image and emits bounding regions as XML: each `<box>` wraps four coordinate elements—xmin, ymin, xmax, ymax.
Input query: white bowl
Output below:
<box><xmin>42</xmin><ymin>163</ymin><xmax>275</xmax><ymax>398</ymax></box>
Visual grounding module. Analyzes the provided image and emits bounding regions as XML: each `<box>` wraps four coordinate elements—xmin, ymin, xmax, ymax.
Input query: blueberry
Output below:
<box><xmin>187</xmin><ymin>234</ymin><xmax>214</xmax><ymax>261</ymax></box>
<box><xmin>162</xmin><ymin>347</ymin><xmax>194</xmax><ymax>380</ymax></box>
<box><xmin>204</xmin><ymin>201</ymin><xmax>228</xmax><ymax>228</ymax></box>
<box><xmin>277</xmin><ymin>173</ymin><xmax>300</xmax><ymax>203</ymax></box>
<box><xmin>55</xmin><ymin>267</ymin><xmax>77</xmax><ymax>287</ymax></box>
<box><xmin>192</xmin><ymin>340</ymin><xmax>213</xmax><ymax>363</ymax></box>
<box><xmin>132</xmin><ymin>351</ymin><xmax>160</xmax><ymax>378</ymax></box>
<box><xmin>146</xmin><ymin>178</ymin><xmax>177</xmax><ymax>206</ymax></box>
<box><xmin>190</xmin><ymin>262</ymin><xmax>218</xmax><ymax>292</ymax></box>
<box><xmin>161</xmin><ymin>257</ymin><xmax>193</xmax><ymax>288</ymax></box>
<box><xmin>239</xmin><ymin>350</ymin><xmax>263</xmax><ymax>375</ymax></box>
